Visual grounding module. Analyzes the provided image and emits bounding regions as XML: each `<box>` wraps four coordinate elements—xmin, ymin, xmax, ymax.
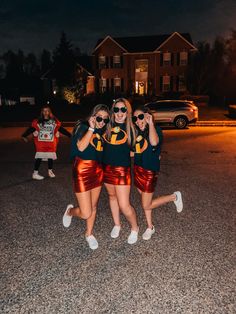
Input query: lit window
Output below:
<box><xmin>99</xmin><ymin>55</ymin><xmax>106</xmax><ymax>69</ymax></box>
<box><xmin>135</xmin><ymin>60</ymin><xmax>148</xmax><ymax>72</ymax></box>
<box><xmin>99</xmin><ymin>55</ymin><xmax>105</xmax><ymax>64</ymax></box>
<box><xmin>163</xmin><ymin>52</ymin><xmax>171</xmax><ymax>66</ymax></box>
<box><xmin>113</xmin><ymin>55</ymin><xmax>121</xmax><ymax>68</ymax></box>
<box><xmin>163</xmin><ymin>75</ymin><xmax>170</xmax><ymax>91</ymax></box>
<box><xmin>180</xmin><ymin>52</ymin><xmax>188</xmax><ymax>66</ymax></box>
<box><xmin>114</xmin><ymin>77</ymin><xmax>121</xmax><ymax>87</ymax></box>
<box><xmin>99</xmin><ymin>78</ymin><xmax>107</xmax><ymax>93</ymax></box>
<box><xmin>113</xmin><ymin>55</ymin><xmax>120</xmax><ymax>64</ymax></box>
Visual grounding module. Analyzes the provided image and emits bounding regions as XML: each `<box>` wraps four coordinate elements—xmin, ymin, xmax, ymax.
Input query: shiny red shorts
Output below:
<box><xmin>103</xmin><ymin>164</ymin><xmax>131</xmax><ymax>185</ymax></box>
<box><xmin>134</xmin><ymin>165</ymin><xmax>158</xmax><ymax>193</ymax></box>
<box><xmin>73</xmin><ymin>157</ymin><xmax>103</xmax><ymax>193</ymax></box>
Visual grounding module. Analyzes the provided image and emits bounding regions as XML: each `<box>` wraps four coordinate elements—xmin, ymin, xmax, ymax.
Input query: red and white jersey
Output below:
<box><xmin>32</xmin><ymin>118</ymin><xmax>61</xmax><ymax>160</ymax></box>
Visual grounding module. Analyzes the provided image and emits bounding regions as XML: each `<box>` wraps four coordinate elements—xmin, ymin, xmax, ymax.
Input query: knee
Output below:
<box><xmin>142</xmin><ymin>202</ymin><xmax>151</xmax><ymax>211</ymax></box>
<box><xmin>81</xmin><ymin>210</ymin><xmax>92</xmax><ymax>220</ymax></box>
<box><xmin>108</xmin><ymin>193</ymin><xmax>117</xmax><ymax>202</ymax></box>
<box><xmin>92</xmin><ymin>205</ymin><xmax>97</xmax><ymax>212</ymax></box>
<box><xmin>119</xmin><ymin>202</ymin><xmax>132</xmax><ymax>215</ymax></box>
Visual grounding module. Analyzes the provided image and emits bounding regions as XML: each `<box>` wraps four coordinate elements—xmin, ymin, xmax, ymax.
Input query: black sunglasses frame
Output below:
<box><xmin>132</xmin><ymin>114</ymin><xmax>145</xmax><ymax>122</ymax></box>
<box><xmin>113</xmin><ymin>107</ymin><xmax>127</xmax><ymax>113</ymax></box>
<box><xmin>96</xmin><ymin>116</ymin><xmax>110</xmax><ymax>124</ymax></box>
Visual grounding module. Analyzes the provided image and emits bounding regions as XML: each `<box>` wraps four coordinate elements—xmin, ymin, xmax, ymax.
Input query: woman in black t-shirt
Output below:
<box><xmin>133</xmin><ymin>105</ymin><xmax>183</xmax><ymax>241</ymax></box>
<box><xmin>103</xmin><ymin>98</ymin><xmax>139</xmax><ymax>245</ymax></box>
<box><xmin>62</xmin><ymin>104</ymin><xmax>110</xmax><ymax>250</ymax></box>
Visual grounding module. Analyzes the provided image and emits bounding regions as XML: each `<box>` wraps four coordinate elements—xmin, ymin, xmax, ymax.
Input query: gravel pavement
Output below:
<box><xmin>0</xmin><ymin>127</ymin><xmax>236</xmax><ymax>313</ymax></box>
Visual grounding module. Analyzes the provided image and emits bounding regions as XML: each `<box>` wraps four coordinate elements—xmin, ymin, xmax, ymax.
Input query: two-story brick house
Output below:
<box><xmin>93</xmin><ymin>32</ymin><xmax>197</xmax><ymax>95</ymax></box>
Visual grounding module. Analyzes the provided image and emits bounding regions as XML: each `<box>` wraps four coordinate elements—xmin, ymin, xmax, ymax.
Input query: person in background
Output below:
<box><xmin>132</xmin><ymin>105</ymin><xmax>183</xmax><ymax>240</ymax></box>
<box><xmin>62</xmin><ymin>104</ymin><xmax>110</xmax><ymax>250</ymax></box>
<box><xmin>22</xmin><ymin>105</ymin><xmax>71</xmax><ymax>180</ymax></box>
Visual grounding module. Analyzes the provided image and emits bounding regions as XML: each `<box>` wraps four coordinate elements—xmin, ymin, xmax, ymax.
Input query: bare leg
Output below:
<box><xmin>104</xmin><ymin>183</ymin><xmax>121</xmax><ymax>226</ymax></box>
<box><xmin>86</xmin><ymin>186</ymin><xmax>102</xmax><ymax>236</ymax></box>
<box><xmin>115</xmin><ymin>185</ymin><xmax>138</xmax><ymax>231</ymax></box>
<box><xmin>68</xmin><ymin>190</ymin><xmax>93</xmax><ymax>220</ymax></box>
<box><xmin>140</xmin><ymin>192</ymin><xmax>154</xmax><ymax>229</ymax></box>
<box><xmin>138</xmin><ymin>189</ymin><xmax>176</xmax><ymax>228</ymax></box>
<box><xmin>148</xmin><ymin>194</ymin><xmax>176</xmax><ymax>210</ymax></box>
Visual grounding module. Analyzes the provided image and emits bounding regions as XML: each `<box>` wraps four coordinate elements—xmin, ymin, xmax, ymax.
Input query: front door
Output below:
<box><xmin>135</xmin><ymin>60</ymin><xmax>148</xmax><ymax>95</ymax></box>
<box><xmin>135</xmin><ymin>81</ymin><xmax>147</xmax><ymax>94</ymax></box>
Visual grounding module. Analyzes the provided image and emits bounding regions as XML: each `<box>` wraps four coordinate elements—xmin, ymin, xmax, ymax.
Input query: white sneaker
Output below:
<box><xmin>110</xmin><ymin>225</ymin><xmax>121</xmax><ymax>238</ymax></box>
<box><xmin>127</xmin><ymin>228</ymin><xmax>139</xmax><ymax>245</ymax></box>
<box><xmin>32</xmin><ymin>171</ymin><xmax>44</xmax><ymax>180</ymax></box>
<box><xmin>86</xmin><ymin>235</ymin><xmax>98</xmax><ymax>250</ymax></box>
<box><xmin>174</xmin><ymin>191</ymin><xmax>183</xmax><ymax>213</ymax></box>
<box><xmin>62</xmin><ymin>204</ymin><xmax>73</xmax><ymax>228</ymax></box>
<box><xmin>142</xmin><ymin>226</ymin><xmax>155</xmax><ymax>240</ymax></box>
<box><xmin>48</xmin><ymin>170</ymin><xmax>56</xmax><ymax>178</ymax></box>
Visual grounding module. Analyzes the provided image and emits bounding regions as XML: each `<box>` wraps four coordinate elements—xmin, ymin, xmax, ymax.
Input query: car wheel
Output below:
<box><xmin>174</xmin><ymin>116</ymin><xmax>188</xmax><ymax>129</ymax></box>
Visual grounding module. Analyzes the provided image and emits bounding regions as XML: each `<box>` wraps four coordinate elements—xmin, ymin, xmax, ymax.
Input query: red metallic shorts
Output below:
<box><xmin>73</xmin><ymin>157</ymin><xmax>103</xmax><ymax>193</ymax></box>
<box><xmin>134</xmin><ymin>165</ymin><xmax>158</xmax><ymax>193</ymax></box>
<box><xmin>103</xmin><ymin>164</ymin><xmax>131</xmax><ymax>185</ymax></box>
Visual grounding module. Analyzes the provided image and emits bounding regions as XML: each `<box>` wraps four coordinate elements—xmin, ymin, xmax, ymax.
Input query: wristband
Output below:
<box><xmin>88</xmin><ymin>127</ymin><xmax>94</xmax><ymax>132</ymax></box>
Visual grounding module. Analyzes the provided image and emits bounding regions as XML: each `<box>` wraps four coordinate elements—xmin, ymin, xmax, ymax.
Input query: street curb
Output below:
<box><xmin>1</xmin><ymin>121</ymin><xmax>236</xmax><ymax>128</ymax></box>
<box><xmin>190</xmin><ymin>121</ymin><xmax>236</xmax><ymax>127</ymax></box>
<box><xmin>0</xmin><ymin>122</ymin><xmax>75</xmax><ymax>127</ymax></box>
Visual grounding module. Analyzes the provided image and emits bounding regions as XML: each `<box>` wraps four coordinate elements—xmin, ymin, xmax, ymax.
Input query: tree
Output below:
<box><xmin>40</xmin><ymin>49</ymin><xmax>52</xmax><ymax>74</ymax></box>
<box><xmin>226</xmin><ymin>29</ymin><xmax>236</xmax><ymax>68</ymax></box>
<box><xmin>187</xmin><ymin>38</ymin><xmax>228</xmax><ymax>101</ymax></box>
<box><xmin>53</xmin><ymin>32</ymin><xmax>76</xmax><ymax>88</ymax></box>
<box><xmin>225</xmin><ymin>29</ymin><xmax>236</xmax><ymax>96</ymax></box>
<box><xmin>3</xmin><ymin>50</ymin><xmax>24</xmax><ymax>82</ymax></box>
<box><xmin>25</xmin><ymin>52</ymin><xmax>40</xmax><ymax>76</ymax></box>
<box><xmin>187</xmin><ymin>42</ymin><xmax>212</xmax><ymax>94</ymax></box>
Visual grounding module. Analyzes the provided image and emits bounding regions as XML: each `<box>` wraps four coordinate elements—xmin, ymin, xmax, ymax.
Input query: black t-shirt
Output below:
<box><xmin>103</xmin><ymin>123</ymin><xmax>131</xmax><ymax>167</ymax></box>
<box><xmin>71</xmin><ymin>124</ymin><xmax>104</xmax><ymax>163</ymax></box>
<box><xmin>134</xmin><ymin>125</ymin><xmax>163</xmax><ymax>172</ymax></box>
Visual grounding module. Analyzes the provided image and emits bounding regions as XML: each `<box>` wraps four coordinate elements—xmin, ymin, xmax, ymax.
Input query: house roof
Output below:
<box><xmin>41</xmin><ymin>55</ymin><xmax>94</xmax><ymax>80</ymax></box>
<box><xmin>94</xmin><ymin>32</ymin><xmax>195</xmax><ymax>53</ymax></box>
<box><xmin>76</xmin><ymin>55</ymin><xmax>94</xmax><ymax>75</ymax></box>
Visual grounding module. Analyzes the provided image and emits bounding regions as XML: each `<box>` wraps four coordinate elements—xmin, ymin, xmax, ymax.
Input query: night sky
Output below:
<box><xmin>0</xmin><ymin>0</ymin><xmax>236</xmax><ymax>54</ymax></box>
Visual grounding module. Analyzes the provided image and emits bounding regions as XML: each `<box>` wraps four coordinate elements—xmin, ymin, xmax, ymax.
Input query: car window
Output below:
<box><xmin>147</xmin><ymin>103</ymin><xmax>168</xmax><ymax>111</ymax></box>
<box><xmin>157</xmin><ymin>101</ymin><xmax>189</xmax><ymax>109</ymax></box>
<box><xmin>155</xmin><ymin>102</ymin><xmax>175</xmax><ymax>110</ymax></box>
<box><xmin>170</xmin><ymin>102</ymin><xmax>186</xmax><ymax>108</ymax></box>
<box><xmin>146</xmin><ymin>101</ymin><xmax>190</xmax><ymax>111</ymax></box>
<box><xmin>146</xmin><ymin>103</ymin><xmax>158</xmax><ymax>110</ymax></box>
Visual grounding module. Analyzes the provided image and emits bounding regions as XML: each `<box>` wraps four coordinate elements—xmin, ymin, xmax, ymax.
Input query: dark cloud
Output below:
<box><xmin>0</xmin><ymin>0</ymin><xmax>236</xmax><ymax>54</ymax></box>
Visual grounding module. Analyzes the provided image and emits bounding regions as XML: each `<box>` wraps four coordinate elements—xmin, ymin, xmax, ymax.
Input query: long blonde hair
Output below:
<box><xmin>106</xmin><ymin>98</ymin><xmax>135</xmax><ymax>147</ymax></box>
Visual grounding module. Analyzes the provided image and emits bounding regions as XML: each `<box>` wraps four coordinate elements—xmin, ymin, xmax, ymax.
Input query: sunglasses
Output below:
<box><xmin>96</xmin><ymin>116</ymin><xmax>110</xmax><ymax>124</ymax></box>
<box><xmin>113</xmin><ymin>107</ymin><xmax>127</xmax><ymax>113</ymax></box>
<box><xmin>132</xmin><ymin>114</ymin><xmax>145</xmax><ymax>123</ymax></box>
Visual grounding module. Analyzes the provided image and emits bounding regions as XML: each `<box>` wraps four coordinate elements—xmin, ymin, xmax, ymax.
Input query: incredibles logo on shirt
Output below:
<box><xmin>135</xmin><ymin>135</ymin><xmax>148</xmax><ymax>153</ymax></box>
<box><xmin>104</xmin><ymin>126</ymin><xmax>128</xmax><ymax>145</ymax></box>
<box><xmin>90</xmin><ymin>133</ymin><xmax>103</xmax><ymax>151</ymax></box>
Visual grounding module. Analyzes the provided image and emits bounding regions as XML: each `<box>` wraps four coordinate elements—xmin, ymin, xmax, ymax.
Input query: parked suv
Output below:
<box><xmin>144</xmin><ymin>100</ymin><xmax>198</xmax><ymax>129</ymax></box>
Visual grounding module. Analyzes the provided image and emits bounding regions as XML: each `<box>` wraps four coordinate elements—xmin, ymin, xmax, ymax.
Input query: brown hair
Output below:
<box><xmin>133</xmin><ymin>104</ymin><xmax>156</xmax><ymax>138</ymax></box>
<box><xmin>38</xmin><ymin>106</ymin><xmax>54</xmax><ymax>125</ymax></box>
<box><xmin>73</xmin><ymin>104</ymin><xmax>109</xmax><ymax>135</ymax></box>
<box><xmin>106</xmin><ymin>98</ymin><xmax>135</xmax><ymax>147</ymax></box>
